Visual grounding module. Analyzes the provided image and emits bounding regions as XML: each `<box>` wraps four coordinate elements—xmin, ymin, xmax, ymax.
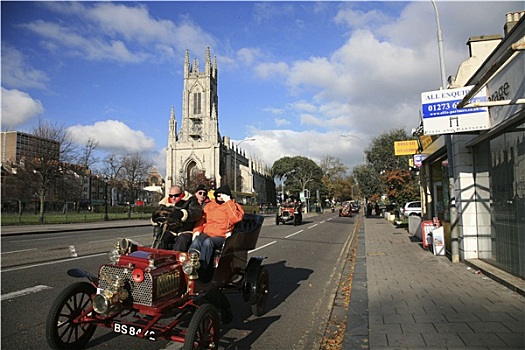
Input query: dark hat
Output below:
<box><xmin>214</xmin><ymin>184</ymin><xmax>232</xmax><ymax>197</ymax></box>
<box><xmin>195</xmin><ymin>184</ymin><xmax>208</xmax><ymax>192</ymax></box>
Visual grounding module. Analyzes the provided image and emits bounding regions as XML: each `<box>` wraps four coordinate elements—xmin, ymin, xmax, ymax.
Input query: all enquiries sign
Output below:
<box><xmin>421</xmin><ymin>86</ymin><xmax>490</xmax><ymax>135</ymax></box>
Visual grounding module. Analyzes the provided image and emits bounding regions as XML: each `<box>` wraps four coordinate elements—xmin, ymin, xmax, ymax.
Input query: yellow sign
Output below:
<box><xmin>394</xmin><ymin>140</ymin><xmax>419</xmax><ymax>155</ymax></box>
<box><xmin>419</xmin><ymin>135</ymin><xmax>433</xmax><ymax>150</ymax></box>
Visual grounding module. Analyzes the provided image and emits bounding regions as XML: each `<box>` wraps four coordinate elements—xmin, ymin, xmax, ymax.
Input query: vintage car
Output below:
<box><xmin>339</xmin><ymin>201</ymin><xmax>353</xmax><ymax>217</ymax></box>
<box><xmin>46</xmin><ymin>214</ymin><xmax>268</xmax><ymax>350</ymax></box>
<box><xmin>275</xmin><ymin>202</ymin><xmax>302</xmax><ymax>226</ymax></box>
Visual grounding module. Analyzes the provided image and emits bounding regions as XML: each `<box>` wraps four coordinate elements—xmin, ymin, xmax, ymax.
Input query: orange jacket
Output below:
<box><xmin>193</xmin><ymin>200</ymin><xmax>244</xmax><ymax>237</ymax></box>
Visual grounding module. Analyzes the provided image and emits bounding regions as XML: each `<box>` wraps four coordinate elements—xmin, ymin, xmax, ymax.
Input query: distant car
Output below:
<box><xmin>402</xmin><ymin>201</ymin><xmax>422</xmax><ymax>217</ymax></box>
<box><xmin>350</xmin><ymin>201</ymin><xmax>360</xmax><ymax>213</ymax></box>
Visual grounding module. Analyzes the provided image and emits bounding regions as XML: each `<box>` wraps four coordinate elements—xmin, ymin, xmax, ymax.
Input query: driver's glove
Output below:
<box><xmin>192</xmin><ymin>232</ymin><xmax>200</xmax><ymax>241</ymax></box>
<box><xmin>169</xmin><ymin>209</ymin><xmax>184</xmax><ymax>221</ymax></box>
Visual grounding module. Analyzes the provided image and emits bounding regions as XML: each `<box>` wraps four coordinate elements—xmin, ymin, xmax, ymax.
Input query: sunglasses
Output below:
<box><xmin>196</xmin><ymin>191</ymin><xmax>206</xmax><ymax>195</ymax></box>
<box><xmin>169</xmin><ymin>193</ymin><xmax>182</xmax><ymax>198</ymax></box>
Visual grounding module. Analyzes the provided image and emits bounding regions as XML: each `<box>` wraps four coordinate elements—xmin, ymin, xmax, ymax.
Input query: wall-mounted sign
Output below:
<box><xmin>421</xmin><ymin>86</ymin><xmax>490</xmax><ymax>135</ymax></box>
<box><xmin>394</xmin><ymin>140</ymin><xmax>419</xmax><ymax>155</ymax></box>
<box><xmin>414</xmin><ymin>154</ymin><xmax>427</xmax><ymax>167</ymax></box>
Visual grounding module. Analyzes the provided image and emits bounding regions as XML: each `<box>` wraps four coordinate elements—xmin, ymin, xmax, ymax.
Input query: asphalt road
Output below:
<box><xmin>1</xmin><ymin>212</ymin><xmax>357</xmax><ymax>350</ymax></box>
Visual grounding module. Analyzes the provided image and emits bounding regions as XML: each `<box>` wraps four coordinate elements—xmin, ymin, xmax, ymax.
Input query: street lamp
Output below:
<box><xmin>104</xmin><ymin>177</ymin><xmax>109</xmax><ymax>221</ymax></box>
<box><xmin>430</xmin><ymin>0</ymin><xmax>459</xmax><ymax>263</ymax></box>
<box><xmin>341</xmin><ymin>134</ymin><xmax>365</xmax><ymax>164</ymax></box>
<box><xmin>233</xmin><ymin>138</ymin><xmax>256</xmax><ymax>192</ymax></box>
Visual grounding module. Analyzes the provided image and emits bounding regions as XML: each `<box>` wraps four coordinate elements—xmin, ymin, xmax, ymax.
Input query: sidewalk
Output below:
<box><xmin>344</xmin><ymin>216</ymin><xmax>525</xmax><ymax>349</ymax></box>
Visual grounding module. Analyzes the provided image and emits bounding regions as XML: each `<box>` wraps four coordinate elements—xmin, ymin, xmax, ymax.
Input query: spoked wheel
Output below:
<box><xmin>183</xmin><ymin>303</ymin><xmax>220</xmax><ymax>350</ymax></box>
<box><xmin>251</xmin><ymin>266</ymin><xmax>269</xmax><ymax>317</ymax></box>
<box><xmin>46</xmin><ymin>282</ymin><xmax>97</xmax><ymax>350</ymax></box>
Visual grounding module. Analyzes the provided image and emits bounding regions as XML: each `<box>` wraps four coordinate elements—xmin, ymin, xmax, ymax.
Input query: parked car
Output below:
<box><xmin>402</xmin><ymin>201</ymin><xmax>422</xmax><ymax>217</ymax></box>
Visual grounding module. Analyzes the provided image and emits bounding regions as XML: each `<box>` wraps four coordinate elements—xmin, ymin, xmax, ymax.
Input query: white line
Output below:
<box><xmin>1</xmin><ymin>285</ymin><xmax>53</xmax><ymax>301</ymax></box>
<box><xmin>307</xmin><ymin>224</ymin><xmax>318</xmax><ymax>229</ymax></box>
<box><xmin>1</xmin><ymin>248</ymin><xmax>37</xmax><ymax>255</ymax></box>
<box><xmin>69</xmin><ymin>245</ymin><xmax>78</xmax><ymax>257</ymax></box>
<box><xmin>285</xmin><ymin>230</ymin><xmax>304</xmax><ymax>238</ymax></box>
<box><xmin>2</xmin><ymin>253</ymin><xmax>107</xmax><ymax>273</ymax></box>
<box><xmin>249</xmin><ymin>241</ymin><xmax>276</xmax><ymax>253</ymax></box>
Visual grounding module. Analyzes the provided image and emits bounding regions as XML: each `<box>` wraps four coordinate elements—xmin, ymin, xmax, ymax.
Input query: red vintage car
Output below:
<box><xmin>275</xmin><ymin>202</ymin><xmax>303</xmax><ymax>226</ymax></box>
<box><xmin>46</xmin><ymin>214</ymin><xmax>268</xmax><ymax>350</ymax></box>
<box><xmin>339</xmin><ymin>201</ymin><xmax>353</xmax><ymax>217</ymax></box>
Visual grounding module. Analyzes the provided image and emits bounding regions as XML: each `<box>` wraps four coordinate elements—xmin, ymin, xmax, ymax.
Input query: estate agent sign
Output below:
<box><xmin>421</xmin><ymin>86</ymin><xmax>490</xmax><ymax>135</ymax></box>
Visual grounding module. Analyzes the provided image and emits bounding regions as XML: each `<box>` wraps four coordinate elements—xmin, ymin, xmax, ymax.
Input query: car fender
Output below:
<box><xmin>67</xmin><ymin>268</ymin><xmax>99</xmax><ymax>285</ymax></box>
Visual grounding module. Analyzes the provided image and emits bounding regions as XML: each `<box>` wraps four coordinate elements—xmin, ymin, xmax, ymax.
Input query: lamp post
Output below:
<box><xmin>104</xmin><ymin>177</ymin><xmax>109</xmax><ymax>221</ymax></box>
<box><xmin>233</xmin><ymin>138</ymin><xmax>256</xmax><ymax>192</ymax></box>
<box><xmin>341</xmin><ymin>134</ymin><xmax>365</xmax><ymax>163</ymax></box>
<box><xmin>430</xmin><ymin>0</ymin><xmax>459</xmax><ymax>263</ymax></box>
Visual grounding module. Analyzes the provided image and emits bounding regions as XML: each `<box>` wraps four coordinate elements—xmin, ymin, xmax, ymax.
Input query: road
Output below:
<box><xmin>1</xmin><ymin>212</ymin><xmax>357</xmax><ymax>349</ymax></box>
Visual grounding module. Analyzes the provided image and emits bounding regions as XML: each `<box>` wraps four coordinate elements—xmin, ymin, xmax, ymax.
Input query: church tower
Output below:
<box><xmin>164</xmin><ymin>48</ymin><xmax>275</xmax><ymax>204</ymax></box>
<box><xmin>165</xmin><ymin>48</ymin><xmax>222</xmax><ymax>191</ymax></box>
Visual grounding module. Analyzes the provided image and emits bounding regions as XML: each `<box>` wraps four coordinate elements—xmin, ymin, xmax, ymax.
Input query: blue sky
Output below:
<box><xmin>2</xmin><ymin>1</ymin><xmax>523</xmax><ymax>176</ymax></box>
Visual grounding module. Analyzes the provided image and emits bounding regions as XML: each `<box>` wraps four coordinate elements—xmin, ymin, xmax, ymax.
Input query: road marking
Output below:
<box><xmin>1</xmin><ymin>248</ymin><xmax>37</xmax><ymax>255</ymax></box>
<box><xmin>285</xmin><ymin>230</ymin><xmax>304</xmax><ymax>238</ymax></box>
<box><xmin>69</xmin><ymin>245</ymin><xmax>78</xmax><ymax>257</ymax></box>
<box><xmin>1</xmin><ymin>252</ymin><xmax>107</xmax><ymax>273</ymax></box>
<box><xmin>88</xmin><ymin>233</ymin><xmax>149</xmax><ymax>244</ymax></box>
<box><xmin>307</xmin><ymin>224</ymin><xmax>318</xmax><ymax>229</ymax></box>
<box><xmin>249</xmin><ymin>241</ymin><xmax>276</xmax><ymax>253</ymax></box>
<box><xmin>1</xmin><ymin>285</ymin><xmax>53</xmax><ymax>301</ymax></box>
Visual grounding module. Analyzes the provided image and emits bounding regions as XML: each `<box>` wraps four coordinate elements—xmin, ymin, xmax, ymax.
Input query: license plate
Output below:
<box><xmin>113</xmin><ymin>322</ymin><xmax>156</xmax><ymax>341</ymax></box>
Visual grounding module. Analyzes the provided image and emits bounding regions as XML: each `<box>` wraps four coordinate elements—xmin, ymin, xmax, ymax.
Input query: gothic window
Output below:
<box><xmin>193</xmin><ymin>92</ymin><xmax>202</xmax><ymax>115</ymax></box>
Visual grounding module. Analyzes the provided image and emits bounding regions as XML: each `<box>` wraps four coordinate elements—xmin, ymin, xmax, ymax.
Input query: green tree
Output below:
<box><xmin>353</xmin><ymin>164</ymin><xmax>383</xmax><ymax>202</ymax></box>
<box><xmin>272</xmin><ymin>156</ymin><xmax>324</xmax><ymax>198</ymax></box>
<box><xmin>365</xmin><ymin>128</ymin><xmax>413</xmax><ymax>175</ymax></box>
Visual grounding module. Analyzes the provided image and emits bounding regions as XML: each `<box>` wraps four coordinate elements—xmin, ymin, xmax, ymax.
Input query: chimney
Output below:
<box><xmin>504</xmin><ymin>11</ymin><xmax>525</xmax><ymax>36</ymax></box>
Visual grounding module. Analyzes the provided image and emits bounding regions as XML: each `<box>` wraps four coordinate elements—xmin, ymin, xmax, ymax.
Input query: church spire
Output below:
<box><xmin>205</xmin><ymin>47</ymin><xmax>211</xmax><ymax>75</ymax></box>
<box><xmin>184</xmin><ymin>49</ymin><xmax>190</xmax><ymax>78</ymax></box>
<box><xmin>168</xmin><ymin>106</ymin><xmax>177</xmax><ymax>143</ymax></box>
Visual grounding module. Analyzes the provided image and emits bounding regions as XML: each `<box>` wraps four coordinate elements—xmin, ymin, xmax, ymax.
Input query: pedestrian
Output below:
<box><xmin>151</xmin><ymin>185</ymin><xmax>203</xmax><ymax>251</ymax></box>
<box><xmin>189</xmin><ymin>184</ymin><xmax>244</xmax><ymax>278</ymax></box>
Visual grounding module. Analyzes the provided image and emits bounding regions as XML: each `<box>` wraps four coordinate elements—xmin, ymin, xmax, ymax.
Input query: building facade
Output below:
<box><xmin>420</xmin><ymin>12</ymin><xmax>524</xmax><ymax>279</ymax></box>
<box><xmin>165</xmin><ymin>48</ymin><xmax>274</xmax><ymax>203</ymax></box>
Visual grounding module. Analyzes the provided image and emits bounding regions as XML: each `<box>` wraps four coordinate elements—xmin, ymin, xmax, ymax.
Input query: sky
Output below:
<box><xmin>2</xmin><ymin>1</ymin><xmax>523</xmax><ymax>177</ymax></box>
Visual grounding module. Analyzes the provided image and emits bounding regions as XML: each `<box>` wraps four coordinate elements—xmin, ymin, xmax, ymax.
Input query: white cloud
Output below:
<box><xmin>274</xmin><ymin>118</ymin><xmax>290</xmax><ymax>127</ymax></box>
<box><xmin>67</xmin><ymin>120</ymin><xmax>155</xmax><ymax>153</ymax></box>
<box><xmin>1</xmin><ymin>45</ymin><xmax>49</xmax><ymax>90</ymax></box>
<box><xmin>1</xmin><ymin>88</ymin><xmax>44</xmax><ymax>128</ymax></box>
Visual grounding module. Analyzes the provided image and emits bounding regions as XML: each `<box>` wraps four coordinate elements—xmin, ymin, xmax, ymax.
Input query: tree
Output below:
<box><xmin>365</xmin><ymin>128</ymin><xmax>413</xmax><ymax>175</ymax></box>
<box><xmin>353</xmin><ymin>164</ymin><xmax>383</xmax><ymax>202</ymax></box>
<box><xmin>381</xmin><ymin>169</ymin><xmax>419</xmax><ymax>207</ymax></box>
<box><xmin>29</xmin><ymin>120</ymin><xmax>78</xmax><ymax>222</ymax></box>
<box><xmin>120</xmin><ymin>153</ymin><xmax>152</xmax><ymax>218</ymax></box>
<box><xmin>75</xmin><ymin>138</ymin><xmax>99</xmax><ymax>211</ymax></box>
<box><xmin>272</xmin><ymin>156</ymin><xmax>324</xmax><ymax>199</ymax></box>
<box><xmin>320</xmin><ymin>155</ymin><xmax>349</xmax><ymax>202</ymax></box>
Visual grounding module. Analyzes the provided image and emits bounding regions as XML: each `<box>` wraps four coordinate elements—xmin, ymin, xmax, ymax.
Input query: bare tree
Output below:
<box><xmin>121</xmin><ymin>153</ymin><xmax>152</xmax><ymax>218</ymax></box>
<box><xmin>75</xmin><ymin>138</ymin><xmax>99</xmax><ymax>211</ymax></box>
<box><xmin>29</xmin><ymin>120</ymin><xmax>78</xmax><ymax>222</ymax></box>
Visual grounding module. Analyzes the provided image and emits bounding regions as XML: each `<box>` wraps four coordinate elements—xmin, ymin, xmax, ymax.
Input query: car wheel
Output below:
<box><xmin>183</xmin><ymin>304</ymin><xmax>220</xmax><ymax>350</ymax></box>
<box><xmin>251</xmin><ymin>267</ymin><xmax>269</xmax><ymax>317</ymax></box>
<box><xmin>46</xmin><ymin>282</ymin><xmax>97</xmax><ymax>350</ymax></box>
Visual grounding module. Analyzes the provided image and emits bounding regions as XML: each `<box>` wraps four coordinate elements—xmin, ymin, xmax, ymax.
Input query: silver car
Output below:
<box><xmin>402</xmin><ymin>201</ymin><xmax>422</xmax><ymax>217</ymax></box>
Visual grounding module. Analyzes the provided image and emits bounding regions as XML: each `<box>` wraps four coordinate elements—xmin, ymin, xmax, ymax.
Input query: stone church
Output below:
<box><xmin>164</xmin><ymin>48</ymin><xmax>275</xmax><ymax>204</ymax></box>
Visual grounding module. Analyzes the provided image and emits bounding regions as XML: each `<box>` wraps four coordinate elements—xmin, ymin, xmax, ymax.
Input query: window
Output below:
<box><xmin>193</xmin><ymin>92</ymin><xmax>201</xmax><ymax>115</ymax></box>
